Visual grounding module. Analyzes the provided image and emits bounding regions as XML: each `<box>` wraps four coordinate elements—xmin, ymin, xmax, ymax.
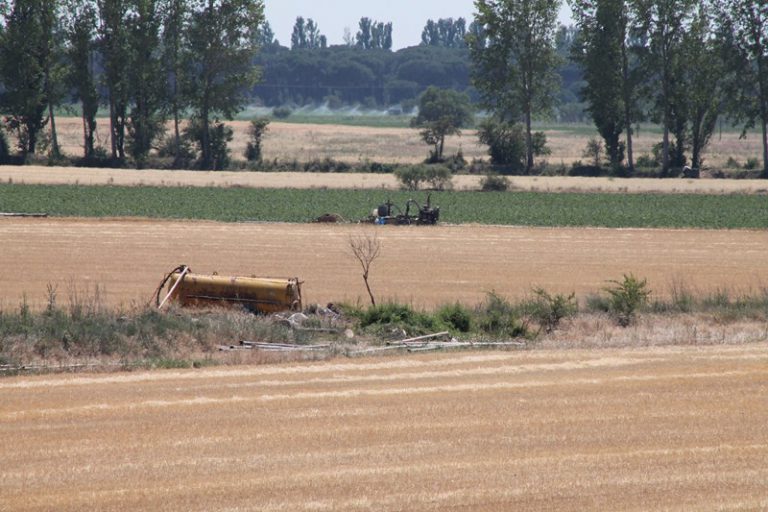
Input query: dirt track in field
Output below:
<box><xmin>1</xmin><ymin>344</ymin><xmax>767</xmax><ymax>511</ymax></box>
<box><xmin>2</xmin><ymin>218</ymin><xmax>767</xmax><ymax>310</ymax></box>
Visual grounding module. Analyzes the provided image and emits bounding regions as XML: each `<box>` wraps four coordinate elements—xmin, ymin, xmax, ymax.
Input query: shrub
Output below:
<box><xmin>604</xmin><ymin>274</ymin><xmax>651</xmax><ymax>327</ymax></box>
<box><xmin>526</xmin><ymin>288</ymin><xmax>578</xmax><ymax>333</ymax></box>
<box><xmin>532</xmin><ymin>131</ymin><xmax>551</xmax><ymax>157</ymax></box>
<box><xmin>272</xmin><ymin>106</ymin><xmax>292</xmax><ymax>119</ymax></box>
<box><xmin>437</xmin><ymin>303</ymin><xmax>472</xmax><ymax>333</ymax></box>
<box><xmin>480</xmin><ymin>173</ymin><xmax>509</xmax><ymax>192</ymax></box>
<box><xmin>244</xmin><ymin>117</ymin><xmax>270</xmax><ymax>162</ymax></box>
<box><xmin>394</xmin><ymin>165</ymin><xmax>453</xmax><ymax>191</ymax></box>
<box><xmin>582</xmin><ymin>137</ymin><xmax>603</xmax><ymax>167</ymax></box>
<box><xmin>156</xmin><ymin>135</ymin><xmax>196</xmax><ymax>168</ymax></box>
<box><xmin>635</xmin><ymin>153</ymin><xmax>658</xmax><ymax>168</ymax></box>
<box><xmin>725</xmin><ymin>157</ymin><xmax>740</xmax><ymax>168</ymax></box>
<box><xmin>477</xmin><ymin>118</ymin><xmax>526</xmax><ymax>171</ymax></box>
<box><xmin>183</xmin><ymin>120</ymin><xmax>233</xmax><ymax>170</ymax></box>
<box><xmin>744</xmin><ymin>158</ymin><xmax>760</xmax><ymax>170</ymax></box>
<box><xmin>358</xmin><ymin>303</ymin><xmax>438</xmax><ymax>335</ymax></box>
<box><xmin>476</xmin><ymin>292</ymin><xmax>529</xmax><ymax>338</ymax></box>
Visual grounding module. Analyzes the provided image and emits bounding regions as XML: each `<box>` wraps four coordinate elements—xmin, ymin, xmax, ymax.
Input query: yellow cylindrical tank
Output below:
<box><xmin>167</xmin><ymin>271</ymin><xmax>302</xmax><ymax>313</ymax></box>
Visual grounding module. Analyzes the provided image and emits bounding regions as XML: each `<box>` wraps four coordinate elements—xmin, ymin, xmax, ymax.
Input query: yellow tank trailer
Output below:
<box><xmin>155</xmin><ymin>265</ymin><xmax>302</xmax><ymax>313</ymax></box>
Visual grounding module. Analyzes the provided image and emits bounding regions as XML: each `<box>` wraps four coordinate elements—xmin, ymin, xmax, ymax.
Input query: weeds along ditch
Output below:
<box><xmin>3</xmin><ymin>278</ymin><xmax>768</xmax><ymax>371</ymax></box>
<box><xmin>1</xmin><ymin>183</ymin><xmax>767</xmax><ymax>228</ymax></box>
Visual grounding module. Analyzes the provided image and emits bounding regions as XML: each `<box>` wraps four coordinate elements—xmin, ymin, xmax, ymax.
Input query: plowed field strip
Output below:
<box><xmin>2</xmin><ymin>218</ymin><xmax>767</xmax><ymax>309</ymax></box>
<box><xmin>1</xmin><ymin>345</ymin><xmax>766</xmax><ymax>511</ymax></box>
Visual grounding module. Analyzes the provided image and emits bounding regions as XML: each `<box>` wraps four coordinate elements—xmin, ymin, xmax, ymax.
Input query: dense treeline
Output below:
<box><xmin>254</xmin><ymin>46</ymin><xmax>474</xmax><ymax>110</ymax></box>
<box><xmin>253</xmin><ymin>17</ymin><xmax>583</xmax><ymax>116</ymax></box>
<box><xmin>0</xmin><ymin>0</ymin><xmax>765</xmax><ymax>175</ymax></box>
<box><xmin>468</xmin><ymin>0</ymin><xmax>768</xmax><ymax>176</ymax></box>
<box><xmin>0</xmin><ymin>0</ymin><xmax>264</xmax><ymax>169</ymax></box>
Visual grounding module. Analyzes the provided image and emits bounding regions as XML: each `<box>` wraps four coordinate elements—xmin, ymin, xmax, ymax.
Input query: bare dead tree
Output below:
<box><xmin>349</xmin><ymin>232</ymin><xmax>381</xmax><ymax>306</ymax></box>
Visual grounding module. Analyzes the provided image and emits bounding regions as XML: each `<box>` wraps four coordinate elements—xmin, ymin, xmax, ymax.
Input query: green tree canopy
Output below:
<box><xmin>470</xmin><ymin>0</ymin><xmax>560</xmax><ymax>172</ymax></box>
<box><xmin>410</xmin><ymin>86</ymin><xmax>473</xmax><ymax>162</ymax></box>
<box><xmin>183</xmin><ymin>0</ymin><xmax>264</xmax><ymax>170</ymax></box>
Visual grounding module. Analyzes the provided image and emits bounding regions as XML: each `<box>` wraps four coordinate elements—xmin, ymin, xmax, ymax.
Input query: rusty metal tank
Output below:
<box><xmin>157</xmin><ymin>266</ymin><xmax>302</xmax><ymax>313</ymax></box>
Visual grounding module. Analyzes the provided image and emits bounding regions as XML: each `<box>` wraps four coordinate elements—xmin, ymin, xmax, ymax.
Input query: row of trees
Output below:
<box><xmin>0</xmin><ymin>0</ymin><xmax>263</xmax><ymax>169</ymax></box>
<box><xmin>468</xmin><ymin>0</ymin><xmax>767</xmax><ymax>175</ymax></box>
<box><xmin>288</xmin><ymin>17</ymin><xmax>393</xmax><ymax>51</ymax></box>
<box><xmin>280</xmin><ymin>16</ymin><xmax>479</xmax><ymax>51</ymax></box>
<box><xmin>253</xmin><ymin>20</ymin><xmax>583</xmax><ymax>114</ymax></box>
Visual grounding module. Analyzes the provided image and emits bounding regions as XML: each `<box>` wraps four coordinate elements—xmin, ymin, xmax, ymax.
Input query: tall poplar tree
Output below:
<box><xmin>161</xmin><ymin>0</ymin><xmax>188</xmax><ymax>166</ymax></box>
<box><xmin>717</xmin><ymin>0</ymin><xmax>768</xmax><ymax>177</ymax></box>
<box><xmin>632</xmin><ymin>0</ymin><xmax>695</xmax><ymax>174</ymax></box>
<box><xmin>471</xmin><ymin>0</ymin><xmax>560</xmax><ymax>172</ymax></box>
<box><xmin>571</xmin><ymin>0</ymin><xmax>627</xmax><ymax>169</ymax></box>
<box><xmin>184</xmin><ymin>0</ymin><xmax>263</xmax><ymax>170</ymax></box>
<box><xmin>66</xmin><ymin>0</ymin><xmax>100</xmax><ymax>159</ymax></box>
<box><xmin>126</xmin><ymin>0</ymin><xmax>165</xmax><ymax>166</ymax></box>
<box><xmin>0</xmin><ymin>0</ymin><xmax>53</xmax><ymax>158</ymax></box>
<box><xmin>97</xmin><ymin>0</ymin><xmax>130</xmax><ymax>162</ymax></box>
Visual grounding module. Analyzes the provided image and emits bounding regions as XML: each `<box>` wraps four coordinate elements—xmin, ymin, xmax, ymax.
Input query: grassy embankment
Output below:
<box><xmin>2</xmin><ymin>183</ymin><xmax>767</xmax><ymax>229</ymax></box>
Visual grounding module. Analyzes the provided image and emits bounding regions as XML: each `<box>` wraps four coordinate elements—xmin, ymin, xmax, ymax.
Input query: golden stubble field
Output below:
<box><xmin>1</xmin><ymin>344</ymin><xmax>767</xmax><ymax>511</ymax></box>
<box><xmin>2</xmin><ymin>218</ymin><xmax>768</xmax><ymax>311</ymax></box>
<box><xmin>47</xmin><ymin>117</ymin><xmax>763</xmax><ymax>168</ymax></box>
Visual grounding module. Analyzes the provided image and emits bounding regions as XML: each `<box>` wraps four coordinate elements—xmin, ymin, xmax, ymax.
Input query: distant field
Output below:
<box><xmin>2</xmin><ymin>345</ymin><xmax>766</xmax><ymax>511</ymax></box>
<box><xmin>48</xmin><ymin>117</ymin><xmax>763</xmax><ymax>168</ymax></box>
<box><xmin>2</xmin><ymin>183</ymin><xmax>768</xmax><ymax>229</ymax></box>
<box><xmin>6</xmin><ymin>167</ymin><xmax>768</xmax><ymax>195</ymax></box>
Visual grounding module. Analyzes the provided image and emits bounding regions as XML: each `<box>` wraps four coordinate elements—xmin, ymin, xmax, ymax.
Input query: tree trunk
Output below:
<box><xmin>662</xmin><ymin>124</ymin><xmax>670</xmax><ymax>175</ymax></box>
<box><xmin>525</xmin><ymin>109</ymin><xmax>533</xmax><ymax>173</ymax></box>
<box><xmin>48</xmin><ymin>101</ymin><xmax>59</xmax><ymax>158</ymax></box>
<box><xmin>621</xmin><ymin>21</ymin><xmax>634</xmax><ymax>174</ymax></box>
<box><xmin>762</xmin><ymin>118</ymin><xmax>768</xmax><ymax>178</ymax></box>
<box><xmin>760</xmin><ymin>56</ymin><xmax>768</xmax><ymax>178</ymax></box>
<box><xmin>363</xmin><ymin>272</ymin><xmax>375</xmax><ymax>306</ymax></box>
<box><xmin>82</xmin><ymin>114</ymin><xmax>88</xmax><ymax>158</ymax></box>
<box><xmin>109</xmin><ymin>100</ymin><xmax>117</xmax><ymax>160</ymax></box>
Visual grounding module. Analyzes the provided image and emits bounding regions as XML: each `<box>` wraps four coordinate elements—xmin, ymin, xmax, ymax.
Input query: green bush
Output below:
<box><xmin>394</xmin><ymin>165</ymin><xmax>453</xmax><ymax>191</ymax></box>
<box><xmin>744</xmin><ymin>158</ymin><xmax>760</xmax><ymax>170</ymax></box>
<box><xmin>476</xmin><ymin>293</ymin><xmax>529</xmax><ymax>338</ymax></box>
<box><xmin>605</xmin><ymin>274</ymin><xmax>651</xmax><ymax>327</ymax></box>
<box><xmin>244</xmin><ymin>118</ymin><xmax>270</xmax><ymax>162</ymax></box>
<box><xmin>477</xmin><ymin>119</ymin><xmax>526</xmax><ymax>171</ymax></box>
<box><xmin>480</xmin><ymin>173</ymin><xmax>509</xmax><ymax>192</ymax></box>
<box><xmin>526</xmin><ymin>288</ymin><xmax>578</xmax><ymax>333</ymax></box>
<box><xmin>358</xmin><ymin>303</ymin><xmax>438</xmax><ymax>334</ymax></box>
<box><xmin>437</xmin><ymin>303</ymin><xmax>472</xmax><ymax>333</ymax></box>
<box><xmin>272</xmin><ymin>106</ymin><xmax>292</xmax><ymax>119</ymax></box>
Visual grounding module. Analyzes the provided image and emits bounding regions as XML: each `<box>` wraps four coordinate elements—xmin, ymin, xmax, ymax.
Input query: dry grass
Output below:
<box><xmin>3</xmin><ymin>117</ymin><xmax>764</xmax><ymax>195</ymax></box>
<box><xmin>2</xmin><ymin>218</ymin><xmax>768</xmax><ymax>312</ymax></box>
<box><xmin>47</xmin><ymin>117</ymin><xmax>764</xmax><ymax>168</ymax></box>
<box><xmin>1</xmin><ymin>343</ymin><xmax>766</xmax><ymax>511</ymax></box>
<box><xmin>5</xmin><ymin>166</ymin><xmax>768</xmax><ymax>194</ymax></box>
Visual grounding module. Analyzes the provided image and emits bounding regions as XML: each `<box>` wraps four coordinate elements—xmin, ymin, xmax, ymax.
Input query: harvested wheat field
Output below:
<box><xmin>1</xmin><ymin>218</ymin><xmax>767</xmax><ymax>310</ymax></box>
<box><xmin>1</xmin><ymin>344</ymin><xmax>767</xmax><ymax>511</ymax></box>
<box><xmin>5</xmin><ymin>165</ymin><xmax>768</xmax><ymax>195</ymax></box>
<box><xmin>48</xmin><ymin>117</ymin><xmax>764</xmax><ymax>168</ymax></box>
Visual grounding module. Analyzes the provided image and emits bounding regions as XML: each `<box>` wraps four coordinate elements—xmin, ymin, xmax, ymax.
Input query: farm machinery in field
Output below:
<box><xmin>364</xmin><ymin>195</ymin><xmax>440</xmax><ymax>225</ymax></box>
<box><xmin>154</xmin><ymin>265</ymin><xmax>302</xmax><ymax>314</ymax></box>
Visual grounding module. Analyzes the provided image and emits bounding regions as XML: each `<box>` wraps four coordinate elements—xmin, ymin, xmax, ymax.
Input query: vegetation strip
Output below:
<box><xmin>1</xmin><ymin>183</ymin><xmax>767</xmax><ymax>229</ymax></box>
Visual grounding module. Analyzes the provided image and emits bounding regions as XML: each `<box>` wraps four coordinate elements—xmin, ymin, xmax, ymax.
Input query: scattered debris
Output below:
<box><xmin>218</xmin><ymin>340</ymin><xmax>331</xmax><ymax>352</ymax></box>
<box><xmin>0</xmin><ymin>212</ymin><xmax>48</xmax><ymax>218</ymax></box>
<box><xmin>314</xmin><ymin>213</ymin><xmax>346</xmax><ymax>223</ymax></box>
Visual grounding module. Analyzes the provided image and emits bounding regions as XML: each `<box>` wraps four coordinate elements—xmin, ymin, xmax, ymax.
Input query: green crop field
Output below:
<box><xmin>1</xmin><ymin>183</ymin><xmax>767</xmax><ymax>229</ymax></box>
